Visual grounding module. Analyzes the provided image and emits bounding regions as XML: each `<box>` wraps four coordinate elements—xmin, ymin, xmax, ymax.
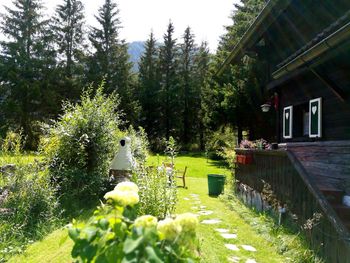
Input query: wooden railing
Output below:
<box><xmin>235</xmin><ymin>149</ymin><xmax>350</xmax><ymax>263</ymax></box>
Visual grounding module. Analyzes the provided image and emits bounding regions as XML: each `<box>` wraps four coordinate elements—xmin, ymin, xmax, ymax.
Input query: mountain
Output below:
<box><xmin>128</xmin><ymin>41</ymin><xmax>145</xmax><ymax>72</ymax></box>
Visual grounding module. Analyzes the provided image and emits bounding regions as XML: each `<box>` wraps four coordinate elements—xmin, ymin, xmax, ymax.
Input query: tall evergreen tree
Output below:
<box><xmin>138</xmin><ymin>31</ymin><xmax>161</xmax><ymax>143</ymax></box>
<box><xmin>87</xmin><ymin>0</ymin><xmax>138</xmax><ymax>124</ymax></box>
<box><xmin>158</xmin><ymin>22</ymin><xmax>180</xmax><ymax>139</ymax></box>
<box><xmin>179</xmin><ymin>26</ymin><xmax>196</xmax><ymax>146</ymax></box>
<box><xmin>194</xmin><ymin>41</ymin><xmax>211</xmax><ymax>150</ymax></box>
<box><xmin>212</xmin><ymin>0</ymin><xmax>270</xmax><ymax>142</ymax></box>
<box><xmin>53</xmin><ymin>0</ymin><xmax>85</xmax><ymax>100</ymax></box>
<box><xmin>0</xmin><ymin>0</ymin><xmax>57</xmax><ymax>148</ymax></box>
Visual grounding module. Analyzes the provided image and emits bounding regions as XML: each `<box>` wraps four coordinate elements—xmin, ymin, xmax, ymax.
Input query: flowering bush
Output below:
<box><xmin>69</xmin><ymin>182</ymin><xmax>198</xmax><ymax>262</ymax></box>
<box><xmin>239</xmin><ymin>138</ymin><xmax>271</xmax><ymax>150</ymax></box>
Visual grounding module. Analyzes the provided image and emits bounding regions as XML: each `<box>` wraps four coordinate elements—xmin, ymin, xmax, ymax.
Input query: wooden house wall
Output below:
<box><xmin>277</xmin><ymin>51</ymin><xmax>350</xmax><ymax>143</ymax></box>
<box><xmin>264</xmin><ymin>0</ymin><xmax>350</xmax><ymax>72</ymax></box>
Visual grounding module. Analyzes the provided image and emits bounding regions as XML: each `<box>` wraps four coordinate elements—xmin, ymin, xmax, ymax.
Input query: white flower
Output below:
<box><xmin>175</xmin><ymin>213</ymin><xmax>198</xmax><ymax>232</ymax></box>
<box><xmin>134</xmin><ymin>215</ymin><xmax>158</xmax><ymax>228</ymax></box>
<box><xmin>114</xmin><ymin>181</ymin><xmax>139</xmax><ymax>193</ymax></box>
<box><xmin>104</xmin><ymin>189</ymin><xmax>139</xmax><ymax>207</ymax></box>
<box><xmin>157</xmin><ymin>218</ymin><xmax>182</xmax><ymax>240</ymax></box>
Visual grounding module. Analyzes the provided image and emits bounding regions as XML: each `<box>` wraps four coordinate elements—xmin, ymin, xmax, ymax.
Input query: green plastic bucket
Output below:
<box><xmin>207</xmin><ymin>174</ymin><xmax>226</xmax><ymax>196</ymax></box>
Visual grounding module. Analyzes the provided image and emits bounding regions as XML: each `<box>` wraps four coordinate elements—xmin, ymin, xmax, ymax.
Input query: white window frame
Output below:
<box><xmin>283</xmin><ymin>106</ymin><xmax>293</xmax><ymax>139</ymax></box>
<box><xmin>309</xmin><ymin>98</ymin><xmax>322</xmax><ymax>138</ymax></box>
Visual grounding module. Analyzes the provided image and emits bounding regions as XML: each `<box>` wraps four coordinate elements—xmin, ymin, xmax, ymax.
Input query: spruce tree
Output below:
<box><xmin>179</xmin><ymin>26</ymin><xmax>196</xmax><ymax>146</ymax></box>
<box><xmin>158</xmin><ymin>22</ymin><xmax>180</xmax><ymax>139</ymax></box>
<box><xmin>53</xmin><ymin>0</ymin><xmax>85</xmax><ymax>100</ymax></box>
<box><xmin>138</xmin><ymin>31</ymin><xmax>161</xmax><ymax>143</ymax></box>
<box><xmin>0</xmin><ymin>0</ymin><xmax>57</xmax><ymax>148</ymax></box>
<box><xmin>194</xmin><ymin>41</ymin><xmax>211</xmax><ymax>150</ymax></box>
<box><xmin>214</xmin><ymin>0</ymin><xmax>269</xmax><ymax>142</ymax></box>
<box><xmin>87</xmin><ymin>0</ymin><xmax>137</xmax><ymax>124</ymax></box>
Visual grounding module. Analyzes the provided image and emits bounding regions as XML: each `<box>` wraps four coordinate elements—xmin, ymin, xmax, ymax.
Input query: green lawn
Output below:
<box><xmin>147</xmin><ymin>153</ymin><xmax>230</xmax><ymax>178</ymax></box>
<box><xmin>7</xmin><ymin>154</ymin><xmax>316</xmax><ymax>262</ymax></box>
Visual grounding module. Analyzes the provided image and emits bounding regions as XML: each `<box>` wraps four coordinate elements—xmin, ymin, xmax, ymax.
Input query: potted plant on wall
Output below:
<box><xmin>236</xmin><ymin>140</ymin><xmax>254</xmax><ymax>165</ymax></box>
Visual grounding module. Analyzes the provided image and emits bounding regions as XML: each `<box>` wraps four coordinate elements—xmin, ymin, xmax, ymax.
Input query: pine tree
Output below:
<box><xmin>138</xmin><ymin>31</ymin><xmax>161</xmax><ymax>143</ymax></box>
<box><xmin>53</xmin><ymin>0</ymin><xmax>85</xmax><ymax>100</ymax></box>
<box><xmin>194</xmin><ymin>41</ymin><xmax>211</xmax><ymax>150</ymax></box>
<box><xmin>158</xmin><ymin>22</ymin><xmax>180</xmax><ymax>139</ymax></box>
<box><xmin>0</xmin><ymin>0</ymin><xmax>57</xmax><ymax>148</ymax></box>
<box><xmin>179</xmin><ymin>26</ymin><xmax>196</xmax><ymax>146</ymax></box>
<box><xmin>87</xmin><ymin>0</ymin><xmax>137</xmax><ymax>124</ymax></box>
<box><xmin>214</xmin><ymin>0</ymin><xmax>269</xmax><ymax>142</ymax></box>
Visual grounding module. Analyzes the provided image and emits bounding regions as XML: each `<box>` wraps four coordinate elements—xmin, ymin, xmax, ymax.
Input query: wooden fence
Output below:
<box><xmin>235</xmin><ymin>149</ymin><xmax>350</xmax><ymax>263</ymax></box>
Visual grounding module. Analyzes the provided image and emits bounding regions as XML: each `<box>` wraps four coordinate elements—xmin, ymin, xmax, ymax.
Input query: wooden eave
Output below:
<box><xmin>217</xmin><ymin>0</ymin><xmax>292</xmax><ymax>76</ymax></box>
<box><xmin>272</xmin><ymin>11</ymin><xmax>350</xmax><ymax>80</ymax></box>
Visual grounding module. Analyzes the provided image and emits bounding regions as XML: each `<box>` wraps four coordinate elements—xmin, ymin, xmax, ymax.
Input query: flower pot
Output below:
<box><xmin>236</xmin><ymin>154</ymin><xmax>253</xmax><ymax>165</ymax></box>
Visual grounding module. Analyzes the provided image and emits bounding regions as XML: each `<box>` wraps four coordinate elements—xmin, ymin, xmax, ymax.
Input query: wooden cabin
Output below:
<box><xmin>220</xmin><ymin>0</ymin><xmax>350</xmax><ymax>261</ymax></box>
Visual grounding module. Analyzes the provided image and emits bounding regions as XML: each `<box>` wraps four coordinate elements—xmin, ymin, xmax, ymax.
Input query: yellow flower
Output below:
<box><xmin>104</xmin><ymin>189</ymin><xmax>139</xmax><ymax>207</ymax></box>
<box><xmin>175</xmin><ymin>213</ymin><xmax>198</xmax><ymax>232</ymax></box>
<box><xmin>134</xmin><ymin>215</ymin><xmax>158</xmax><ymax>228</ymax></box>
<box><xmin>157</xmin><ymin>218</ymin><xmax>182</xmax><ymax>240</ymax></box>
<box><xmin>114</xmin><ymin>181</ymin><xmax>139</xmax><ymax>193</ymax></box>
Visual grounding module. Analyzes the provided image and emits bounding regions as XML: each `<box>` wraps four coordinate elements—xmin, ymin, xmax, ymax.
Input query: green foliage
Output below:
<box><xmin>0</xmin><ymin>0</ymin><xmax>58</xmax><ymax>149</ymax></box>
<box><xmin>0</xmin><ymin>161</ymin><xmax>60</xmax><ymax>260</ymax></box>
<box><xmin>126</xmin><ymin>126</ymin><xmax>149</xmax><ymax>164</ymax></box>
<box><xmin>164</xmin><ymin>136</ymin><xmax>179</xmax><ymax>166</ymax></box>
<box><xmin>1</xmin><ymin>130</ymin><xmax>23</xmax><ymax>154</ymax></box>
<box><xmin>69</xmin><ymin>182</ymin><xmax>198</xmax><ymax>262</ymax></box>
<box><xmin>135</xmin><ymin>167</ymin><xmax>177</xmax><ymax>219</ymax></box>
<box><xmin>205</xmin><ymin>126</ymin><xmax>237</xmax><ymax>162</ymax></box>
<box><xmin>87</xmin><ymin>0</ymin><xmax>139</xmax><ymax>124</ymax></box>
<box><xmin>40</xmin><ymin>83</ymin><xmax>122</xmax><ymax>204</ymax></box>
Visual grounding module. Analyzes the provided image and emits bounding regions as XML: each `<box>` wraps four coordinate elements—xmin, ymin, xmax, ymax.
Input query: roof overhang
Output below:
<box><xmin>217</xmin><ymin>0</ymin><xmax>292</xmax><ymax>76</ymax></box>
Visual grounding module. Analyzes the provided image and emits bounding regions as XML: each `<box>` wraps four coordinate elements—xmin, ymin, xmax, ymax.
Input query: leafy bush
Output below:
<box><xmin>135</xmin><ymin>166</ymin><xmax>177</xmax><ymax>219</ymax></box>
<box><xmin>1</xmin><ymin>129</ymin><xmax>23</xmax><ymax>154</ymax></box>
<box><xmin>40</xmin><ymin>83</ymin><xmax>123</xmax><ymax>204</ymax></box>
<box><xmin>126</xmin><ymin>126</ymin><xmax>149</xmax><ymax>164</ymax></box>
<box><xmin>69</xmin><ymin>182</ymin><xmax>198</xmax><ymax>263</ymax></box>
<box><xmin>0</xmin><ymin>162</ymin><xmax>60</xmax><ymax>260</ymax></box>
<box><xmin>205</xmin><ymin>126</ymin><xmax>237</xmax><ymax>161</ymax></box>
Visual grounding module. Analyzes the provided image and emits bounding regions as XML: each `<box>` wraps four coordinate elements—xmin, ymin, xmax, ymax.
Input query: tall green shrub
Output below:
<box><xmin>40</xmin><ymin>83</ymin><xmax>123</xmax><ymax>204</ymax></box>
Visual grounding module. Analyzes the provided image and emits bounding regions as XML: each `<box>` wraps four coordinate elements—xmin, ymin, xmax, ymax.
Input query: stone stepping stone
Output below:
<box><xmin>225</xmin><ymin>244</ymin><xmax>240</xmax><ymax>251</ymax></box>
<box><xmin>201</xmin><ymin>219</ymin><xmax>221</xmax><ymax>224</ymax></box>
<box><xmin>191</xmin><ymin>206</ymin><xmax>199</xmax><ymax>210</ymax></box>
<box><xmin>241</xmin><ymin>245</ymin><xmax>257</xmax><ymax>252</ymax></box>
<box><xmin>221</xmin><ymin>233</ymin><xmax>237</xmax><ymax>239</ymax></box>
<box><xmin>246</xmin><ymin>259</ymin><xmax>257</xmax><ymax>263</ymax></box>
<box><xmin>199</xmin><ymin>205</ymin><xmax>207</xmax><ymax>209</ymax></box>
<box><xmin>228</xmin><ymin>256</ymin><xmax>240</xmax><ymax>263</ymax></box>
<box><xmin>183</xmin><ymin>197</ymin><xmax>190</xmax><ymax>200</ymax></box>
<box><xmin>190</xmin><ymin>194</ymin><xmax>199</xmax><ymax>197</ymax></box>
<box><xmin>197</xmin><ymin>210</ymin><xmax>213</xmax><ymax>216</ymax></box>
<box><xmin>194</xmin><ymin>201</ymin><xmax>201</xmax><ymax>204</ymax></box>
<box><xmin>215</xmin><ymin>228</ymin><xmax>229</xmax><ymax>233</ymax></box>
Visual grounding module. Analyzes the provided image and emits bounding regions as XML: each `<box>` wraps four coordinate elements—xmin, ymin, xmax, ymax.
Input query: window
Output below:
<box><xmin>283</xmin><ymin>106</ymin><xmax>293</xmax><ymax>139</ymax></box>
<box><xmin>309</xmin><ymin>98</ymin><xmax>322</xmax><ymax>138</ymax></box>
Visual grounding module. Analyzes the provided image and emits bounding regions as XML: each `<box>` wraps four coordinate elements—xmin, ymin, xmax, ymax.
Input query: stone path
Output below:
<box><xmin>186</xmin><ymin>193</ymin><xmax>258</xmax><ymax>263</ymax></box>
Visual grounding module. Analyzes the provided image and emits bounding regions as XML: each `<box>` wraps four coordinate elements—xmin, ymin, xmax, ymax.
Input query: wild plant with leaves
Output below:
<box><xmin>68</xmin><ymin>182</ymin><xmax>198</xmax><ymax>262</ymax></box>
<box><xmin>135</xmin><ymin>166</ymin><xmax>177</xmax><ymax>219</ymax></box>
<box><xmin>40</xmin><ymin>82</ymin><xmax>123</xmax><ymax>205</ymax></box>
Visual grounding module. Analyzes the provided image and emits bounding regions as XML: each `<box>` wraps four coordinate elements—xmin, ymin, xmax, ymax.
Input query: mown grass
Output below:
<box><xmin>147</xmin><ymin>153</ymin><xmax>230</xmax><ymax>178</ymax></box>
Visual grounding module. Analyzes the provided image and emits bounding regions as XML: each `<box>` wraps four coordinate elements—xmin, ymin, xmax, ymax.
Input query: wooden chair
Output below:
<box><xmin>176</xmin><ymin>166</ymin><xmax>187</xmax><ymax>188</ymax></box>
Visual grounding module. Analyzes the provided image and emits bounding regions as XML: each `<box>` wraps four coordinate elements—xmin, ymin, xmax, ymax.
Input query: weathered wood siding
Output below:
<box><xmin>277</xmin><ymin>51</ymin><xmax>350</xmax><ymax>142</ymax></box>
<box><xmin>235</xmin><ymin>149</ymin><xmax>350</xmax><ymax>263</ymax></box>
<box><xmin>282</xmin><ymin>141</ymin><xmax>350</xmax><ymax>189</ymax></box>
